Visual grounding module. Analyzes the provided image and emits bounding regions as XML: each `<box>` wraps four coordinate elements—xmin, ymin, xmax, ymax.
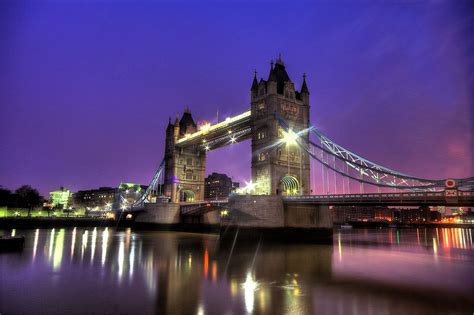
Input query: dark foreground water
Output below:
<box><xmin>1</xmin><ymin>227</ymin><xmax>473</xmax><ymax>315</ymax></box>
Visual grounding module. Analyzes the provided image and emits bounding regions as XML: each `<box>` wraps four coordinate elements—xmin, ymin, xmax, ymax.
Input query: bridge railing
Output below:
<box><xmin>283</xmin><ymin>191</ymin><xmax>473</xmax><ymax>203</ymax></box>
<box><xmin>179</xmin><ymin>199</ymin><xmax>228</xmax><ymax>206</ymax></box>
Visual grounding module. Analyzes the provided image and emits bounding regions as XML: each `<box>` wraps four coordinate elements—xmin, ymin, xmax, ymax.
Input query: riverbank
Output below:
<box><xmin>336</xmin><ymin>221</ymin><xmax>473</xmax><ymax>229</ymax></box>
<box><xmin>0</xmin><ymin>217</ymin><xmax>117</xmax><ymax>229</ymax></box>
<box><xmin>2</xmin><ymin>217</ymin><xmax>472</xmax><ymax>231</ymax></box>
<box><xmin>0</xmin><ymin>217</ymin><xmax>222</xmax><ymax>234</ymax></box>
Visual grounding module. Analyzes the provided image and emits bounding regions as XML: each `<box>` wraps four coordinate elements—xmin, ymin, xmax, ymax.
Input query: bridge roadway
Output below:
<box><xmin>284</xmin><ymin>190</ymin><xmax>474</xmax><ymax>206</ymax></box>
<box><xmin>179</xmin><ymin>190</ymin><xmax>474</xmax><ymax>215</ymax></box>
<box><xmin>174</xmin><ymin>110</ymin><xmax>252</xmax><ymax>150</ymax></box>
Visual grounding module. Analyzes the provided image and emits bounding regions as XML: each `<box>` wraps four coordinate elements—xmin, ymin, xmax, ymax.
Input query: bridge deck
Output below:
<box><xmin>284</xmin><ymin>191</ymin><xmax>474</xmax><ymax>206</ymax></box>
<box><xmin>149</xmin><ymin>191</ymin><xmax>473</xmax><ymax>216</ymax></box>
<box><xmin>175</xmin><ymin>110</ymin><xmax>251</xmax><ymax>149</ymax></box>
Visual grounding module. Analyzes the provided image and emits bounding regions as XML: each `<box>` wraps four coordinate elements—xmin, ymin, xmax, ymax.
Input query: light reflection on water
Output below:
<box><xmin>0</xmin><ymin>227</ymin><xmax>473</xmax><ymax>315</ymax></box>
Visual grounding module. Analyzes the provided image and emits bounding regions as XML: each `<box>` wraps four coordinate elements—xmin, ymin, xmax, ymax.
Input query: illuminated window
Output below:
<box><xmin>259</xmin><ymin>153</ymin><xmax>267</xmax><ymax>161</ymax></box>
<box><xmin>277</xmin><ymin>126</ymin><xmax>284</xmax><ymax>138</ymax></box>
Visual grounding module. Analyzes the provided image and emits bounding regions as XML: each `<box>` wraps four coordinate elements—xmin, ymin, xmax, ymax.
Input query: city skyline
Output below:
<box><xmin>1</xmin><ymin>1</ymin><xmax>472</xmax><ymax>196</ymax></box>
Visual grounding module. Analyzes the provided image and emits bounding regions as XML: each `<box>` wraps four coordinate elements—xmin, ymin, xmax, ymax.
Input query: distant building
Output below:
<box><xmin>331</xmin><ymin>205</ymin><xmax>392</xmax><ymax>224</ymax></box>
<box><xmin>73</xmin><ymin>187</ymin><xmax>116</xmax><ymax>209</ymax></box>
<box><xmin>204</xmin><ymin>173</ymin><xmax>239</xmax><ymax>199</ymax></box>
<box><xmin>49</xmin><ymin>187</ymin><xmax>72</xmax><ymax>209</ymax></box>
<box><xmin>332</xmin><ymin>205</ymin><xmax>437</xmax><ymax>224</ymax></box>
<box><xmin>393</xmin><ymin>207</ymin><xmax>431</xmax><ymax>224</ymax></box>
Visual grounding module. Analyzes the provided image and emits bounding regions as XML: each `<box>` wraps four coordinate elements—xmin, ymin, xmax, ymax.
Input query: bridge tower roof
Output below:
<box><xmin>301</xmin><ymin>73</ymin><xmax>309</xmax><ymax>94</ymax></box>
<box><xmin>179</xmin><ymin>110</ymin><xmax>197</xmax><ymax>135</ymax></box>
<box><xmin>267</xmin><ymin>54</ymin><xmax>291</xmax><ymax>94</ymax></box>
<box><xmin>251</xmin><ymin>69</ymin><xmax>258</xmax><ymax>91</ymax></box>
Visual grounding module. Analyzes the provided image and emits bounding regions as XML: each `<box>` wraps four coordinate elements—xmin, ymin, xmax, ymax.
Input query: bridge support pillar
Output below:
<box><xmin>221</xmin><ymin>195</ymin><xmax>333</xmax><ymax>243</ymax></box>
<box><xmin>135</xmin><ymin>203</ymin><xmax>180</xmax><ymax>225</ymax></box>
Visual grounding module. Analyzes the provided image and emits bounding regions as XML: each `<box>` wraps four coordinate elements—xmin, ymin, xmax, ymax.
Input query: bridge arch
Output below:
<box><xmin>280</xmin><ymin>175</ymin><xmax>300</xmax><ymax>195</ymax></box>
<box><xmin>180</xmin><ymin>189</ymin><xmax>195</xmax><ymax>202</ymax></box>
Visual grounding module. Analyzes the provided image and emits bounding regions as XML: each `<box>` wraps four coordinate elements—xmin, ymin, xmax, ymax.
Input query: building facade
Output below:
<box><xmin>49</xmin><ymin>187</ymin><xmax>72</xmax><ymax>209</ymax></box>
<box><xmin>164</xmin><ymin>111</ymin><xmax>207</xmax><ymax>203</ymax></box>
<box><xmin>250</xmin><ymin>55</ymin><xmax>310</xmax><ymax>195</ymax></box>
<box><xmin>73</xmin><ymin>186</ymin><xmax>116</xmax><ymax>209</ymax></box>
<box><xmin>162</xmin><ymin>56</ymin><xmax>311</xmax><ymax>202</ymax></box>
<box><xmin>204</xmin><ymin>172</ymin><xmax>239</xmax><ymax>199</ymax></box>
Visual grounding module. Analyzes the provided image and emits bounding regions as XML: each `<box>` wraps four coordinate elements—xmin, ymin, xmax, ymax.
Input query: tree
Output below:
<box><xmin>0</xmin><ymin>187</ymin><xmax>13</xmax><ymax>207</ymax></box>
<box><xmin>14</xmin><ymin>185</ymin><xmax>43</xmax><ymax>216</ymax></box>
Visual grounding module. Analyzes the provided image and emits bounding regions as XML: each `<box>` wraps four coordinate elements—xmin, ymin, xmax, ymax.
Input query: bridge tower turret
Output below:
<box><xmin>250</xmin><ymin>55</ymin><xmax>311</xmax><ymax>195</ymax></box>
<box><xmin>164</xmin><ymin>109</ymin><xmax>206</xmax><ymax>203</ymax></box>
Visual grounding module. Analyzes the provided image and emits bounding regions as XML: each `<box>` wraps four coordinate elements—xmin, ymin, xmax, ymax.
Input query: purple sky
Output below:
<box><xmin>1</xmin><ymin>1</ymin><xmax>472</xmax><ymax>196</ymax></box>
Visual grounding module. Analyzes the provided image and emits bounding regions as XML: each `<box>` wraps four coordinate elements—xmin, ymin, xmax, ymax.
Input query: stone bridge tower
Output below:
<box><xmin>164</xmin><ymin>109</ymin><xmax>206</xmax><ymax>203</ymax></box>
<box><xmin>250</xmin><ymin>55</ymin><xmax>311</xmax><ymax>195</ymax></box>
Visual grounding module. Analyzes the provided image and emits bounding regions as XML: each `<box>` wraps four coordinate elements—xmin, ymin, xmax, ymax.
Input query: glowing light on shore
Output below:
<box><xmin>244</xmin><ymin>180</ymin><xmax>257</xmax><ymax>193</ymax></box>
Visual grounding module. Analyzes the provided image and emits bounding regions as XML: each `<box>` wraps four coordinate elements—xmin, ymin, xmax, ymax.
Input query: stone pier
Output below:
<box><xmin>221</xmin><ymin>195</ymin><xmax>333</xmax><ymax>243</ymax></box>
<box><xmin>134</xmin><ymin>203</ymin><xmax>180</xmax><ymax>225</ymax></box>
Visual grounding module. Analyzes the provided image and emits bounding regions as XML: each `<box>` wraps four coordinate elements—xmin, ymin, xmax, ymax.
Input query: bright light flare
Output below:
<box><xmin>282</xmin><ymin>129</ymin><xmax>298</xmax><ymax>146</ymax></box>
<box><xmin>244</xmin><ymin>180</ymin><xmax>256</xmax><ymax>193</ymax></box>
<box><xmin>242</xmin><ymin>271</ymin><xmax>259</xmax><ymax>314</ymax></box>
<box><xmin>199</xmin><ymin>123</ymin><xmax>211</xmax><ymax>132</ymax></box>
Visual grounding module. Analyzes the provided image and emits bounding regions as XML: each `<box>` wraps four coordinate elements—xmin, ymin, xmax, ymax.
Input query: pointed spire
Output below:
<box><xmin>167</xmin><ymin>117</ymin><xmax>174</xmax><ymax>130</ymax></box>
<box><xmin>251</xmin><ymin>69</ymin><xmax>258</xmax><ymax>91</ymax></box>
<box><xmin>268</xmin><ymin>60</ymin><xmax>277</xmax><ymax>82</ymax></box>
<box><xmin>301</xmin><ymin>73</ymin><xmax>309</xmax><ymax>94</ymax></box>
<box><xmin>276</xmin><ymin>53</ymin><xmax>284</xmax><ymax>66</ymax></box>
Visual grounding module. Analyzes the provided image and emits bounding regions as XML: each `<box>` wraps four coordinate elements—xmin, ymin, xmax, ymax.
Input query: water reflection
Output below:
<box><xmin>101</xmin><ymin>227</ymin><xmax>108</xmax><ymax>265</ymax></box>
<box><xmin>52</xmin><ymin>229</ymin><xmax>64</xmax><ymax>271</ymax></box>
<box><xmin>32</xmin><ymin>228</ymin><xmax>39</xmax><ymax>261</ymax></box>
<box><xmin>70</xmin><ymin>227</ymin><xmax>76</xmax><ymax>259</ymax></box>
<box><xmin>1</xmin><ymin>227</ymin><xmax>473</xmax><ymax>315</ymax></box>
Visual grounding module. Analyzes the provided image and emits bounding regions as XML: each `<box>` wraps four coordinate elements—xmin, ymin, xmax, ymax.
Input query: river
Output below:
<box><xmin>1</xmin><ymin>227</ymin><xmax>473</xmax><ymax>314</ymax></box>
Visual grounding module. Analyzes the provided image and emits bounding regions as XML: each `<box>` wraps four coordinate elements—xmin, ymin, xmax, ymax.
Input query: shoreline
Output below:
<box><xmin>0</xmin><ymin>217</ymin><xmax>472</xmax><ymax>231</ymax></box>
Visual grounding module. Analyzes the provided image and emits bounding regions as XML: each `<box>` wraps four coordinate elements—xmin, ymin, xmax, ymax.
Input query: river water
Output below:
<box><xmin>1</xmin><ymin>227</ymin><xmax>473</xmax><ymax>315</ymax></box>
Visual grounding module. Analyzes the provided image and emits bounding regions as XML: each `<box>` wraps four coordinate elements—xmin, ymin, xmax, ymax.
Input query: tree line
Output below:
<box><xmin>0</xmin><ymin>185</ymin><xmax>44</xmax><ymax>216</ymax></box>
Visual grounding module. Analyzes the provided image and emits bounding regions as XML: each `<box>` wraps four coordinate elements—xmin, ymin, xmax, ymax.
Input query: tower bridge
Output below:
<box><xmin>126</xmin><ymin>56</ymin><xmax>473</xmax><ymax>241</ymax></box>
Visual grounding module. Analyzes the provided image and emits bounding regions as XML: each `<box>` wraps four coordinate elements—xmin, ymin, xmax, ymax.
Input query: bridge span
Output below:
<box><xmin>128</xmin><ymin>57</ymin><xmax>473</xmax><ymax>243</ymax></box>
<box><xmin>177</xmin><ymin>190</ymin><xmax>474</xmax><ymax>216</ymax></box>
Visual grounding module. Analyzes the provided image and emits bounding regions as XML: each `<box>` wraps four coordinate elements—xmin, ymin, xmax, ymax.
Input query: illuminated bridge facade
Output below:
<box><xmin>160</xmin><ymin>55</ymin><xmax>311</xmax><ymax>204</ymax></box>
<box><xmin>129</xmin><ymin>56</ymin><xmax>473</xmax><ymax>218</ymax></box>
